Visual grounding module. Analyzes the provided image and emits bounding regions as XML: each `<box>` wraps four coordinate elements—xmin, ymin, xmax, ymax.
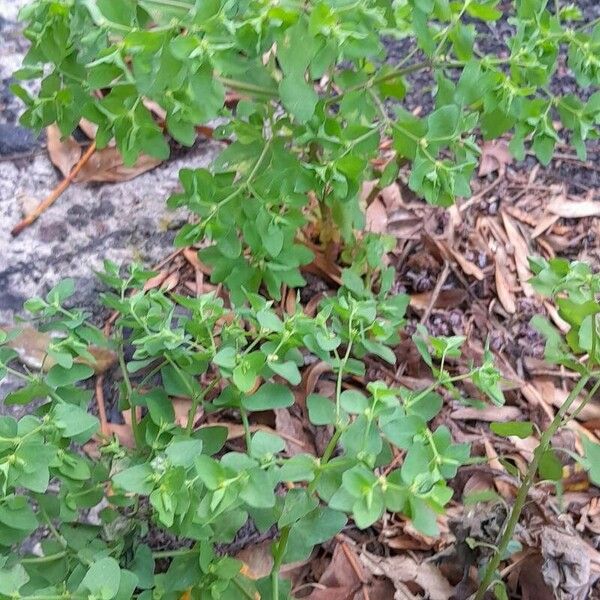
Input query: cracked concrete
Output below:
<box><xmin>0</xmin><ymin>1</ymin><xmax>220</xmax><ymax>403</ymax></box>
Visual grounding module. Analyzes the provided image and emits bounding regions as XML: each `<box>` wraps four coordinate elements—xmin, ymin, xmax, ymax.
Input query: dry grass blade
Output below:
<box><xmin>494</xmin><ymin>245</ymin><xmax>516</xmax><ymax>314</ymax></box>
<box><xmin>547</xmin><ymin>197</ymin><xmax>600</xmax><ymax>218</ymax></box>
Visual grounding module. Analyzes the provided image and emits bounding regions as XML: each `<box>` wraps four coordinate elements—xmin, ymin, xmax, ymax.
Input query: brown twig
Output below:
<box><xmin>11</xmin><ymin>141</ymin><xmax>97</xmax><ymax>236</ymax></box>
<box><xmin>420</xmin><ymin>261</ymin><xmax>450</xmax><ymax>324</ymax></box>
<box><xmin>95</xmin><ymin>375</ymin><xmax>110</xmax><ymax>437</ymax></box>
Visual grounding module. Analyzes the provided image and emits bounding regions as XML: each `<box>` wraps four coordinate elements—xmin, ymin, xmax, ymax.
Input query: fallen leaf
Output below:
<box><xmin>360</xmin><ymin>551</ymin><xmax>454</xmax><ymax>600</ymax></box>
<box><xmin>275</xmin><ymin>408</ymin><xmax>316</xmax><ymax>455</ymax></box>
<box><xmin>5</xmin><ymin>325</ymin><xmax>115</xmax><ymax>374</ymax></box>
<box><xmin>366</xmin><ymin>198</ymin><xmax>388</xmax><ymax>233</ymax></box>
<box><xmin>479</xmin><ymin>140</ymin><xmax>512</xmax><ymax>176</ymax></box>
<box><xmin>47</xmin><ymin>124</ymin><xmax>82</xmax><ymax>177</ymax></box>
<box><xmin>236</xmin><ymin>541</ymin><xmax>273</xmax><ymax>579</ymax></box>
<box><xmin>450</xmin><ymin>405</ymin><xmax>522</xmax><ymax>422</ymax></box>
<box><xmin>501</xmin><ymin>211</ymin><xmax>534</xmax><ymax>297</ymax></box>
<box><xmin>494</xmin><ymin>246</ymin><xmax>516</xmax><ymax>314</ymax></box>
<box><xmin>74</xmin><ymin>146</ymin><xmax>162</xmax><ymax>183</ymax></box>
<box><xmin>410</xmin><ymin>289</ymin><xmax>466</xmax><ymax>312</ymax></box>
<box><xmin>547</xmin><ymin>198</ymin><xmax>600</xmax><ymax>218</ymax></box>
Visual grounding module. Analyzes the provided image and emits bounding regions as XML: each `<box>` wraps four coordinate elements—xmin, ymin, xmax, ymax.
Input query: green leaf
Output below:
<box><xmin>113</xmin><ymin>464</ymin><xmax>154</xmax><ymax>495</ymax></box>
<box><xmin>307</xmin><ymin>394</ymin><xmax>337</xmax><ymax>425</ymax></box>
<box><xmin>0</xmin><ymin>564</ymin><xmax>29</xmax><ymax>595</ymax></box>
<box><xmin>81</xmin><ymin>557</ymin><xmax>122</xmax><ymax>600</ymax></box>
<box><xmin>490</xmin><ymin>421</ymin><xmax>534</xmax><ymax>439</ymax></box>
<box><xmin>279</xmin><ymin>77</ymin><xmax>318</xmax><ymax>124</ymax></box>
<box><xmin>538</xmin><ymin>448</ymin><xmax>562</xmax><ymax>482</ymax></box>
<box><xmin>242</xmin><ymin>383</ymin><xmax>294</xmax><ymax>411</ymax></box>
<box><xmin>46</xmin><ymin>363</ymin><xmax>94</xmax><ymax>387</ymax></box>
<box><xmin>54</xmin><ymin>403</ymin><xmax>99</xmax><ymax>438</ymax></box>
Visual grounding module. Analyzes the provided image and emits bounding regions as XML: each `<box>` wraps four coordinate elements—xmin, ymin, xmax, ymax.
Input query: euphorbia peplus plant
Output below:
<box><xmin>13</xmin><ymin>0</ymin><xmax>600</xmax><ymax>301</ymax></box>
<box><xmin>0</xmin><ymin>261</ymin><xmax>504</xmax><ymax>599</ymax></box>
<box><xmin>6</xmin><ymin>0</ymin><xmax>600</xmax><ymax>598</ymax></box>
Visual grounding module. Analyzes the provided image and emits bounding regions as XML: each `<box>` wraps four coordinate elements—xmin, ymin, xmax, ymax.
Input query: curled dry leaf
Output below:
<box><xmin>547</xmin><ymin>197</ymin><xmax>600</xmax><ymax>218</ymax></box>
<box><xmin>450</xmin><ymin>405</ymin><xmax>522</xmax><ymax>422</ymax></box>
<box><xmin>478</xmin><ymin>140</ymin><xmax>513</xmax><ymax>177</ymax></box>
<box><xmin>5</xmin><ymin>325</ymin><xmax>116</xmax><ymax>374</ymax></box>
<box><xmin>74</xmin><ymin>146</ymin><xmax>162</xmax><ymax>183</ymax></box>
<box><xmin>410</xmin><ymin>289</ymin><xmax>467</xmax><ymax>312</ymax></box>
<box><xmin>494</xmin><ymin>246</ymin><xmax>516</xmax><ymax>314</ymax></box>
<box><xmin>360</xmin><ymin>550</ymin><xmax>454</xmax><ymax>600</ymax></box>
<box><xmin>365</xmin><ymin>197</ymin><xmax>388</xmax><ymax>233</ymax></box>
<box><xmin>501</xmin><ymin>211</ymin><xmax>534</xmax><ymax>297</ymax></box>
<box><xmin>47</xmin><ymin>124</ymin><xmax>82</xmax><ymax>177</ymax></box>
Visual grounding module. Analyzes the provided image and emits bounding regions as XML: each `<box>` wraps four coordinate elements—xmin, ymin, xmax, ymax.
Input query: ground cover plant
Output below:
<box><xmin>1</xmin><ymin>0</ymin><xmax>600</xmax><ymax>598</ymax></box>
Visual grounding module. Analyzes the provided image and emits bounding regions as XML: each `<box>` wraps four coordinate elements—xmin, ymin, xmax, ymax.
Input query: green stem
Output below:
<box><xmin>240</xmin><ymin>407</ymin><xmax>252</xmax><ymax>451</ymax></box>
<box><xmin>20</xmin><ymin>551</ymin><xmax>68</xmax><ymax>565</ymax></box>
<box><xmin>217</xmin><ymin>76</ymin><xmax>278</xmax><ymax>98</ymax></box>
<box><xmin>474</xmin><ymin>375</ymin><xmax>591</xmax><ymax>600</ymax></box>
<box><xmin>271</xmin><ymin>526</ymin><xmax>290</xmax><ymax>600</ymax></box>
<box><xmin>152</xmin><ymin>547</ymin><xmax>198</xmax><ymax>559</ymax></box>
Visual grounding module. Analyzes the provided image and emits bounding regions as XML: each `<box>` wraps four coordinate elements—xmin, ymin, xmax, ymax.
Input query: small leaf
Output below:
<box><xmin>490</xmin><ymin>421</ymin><xmax>534</xmax><ymax>439</ymax></box>
<box><xmin>242</xmin><ymin>383</ymin><xmax>294</xmax><ymax>411</ymax></box>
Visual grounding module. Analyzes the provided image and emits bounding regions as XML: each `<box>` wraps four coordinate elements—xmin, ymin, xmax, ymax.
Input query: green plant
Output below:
<box><xmin>7</xmin><ymin>0</ymin><xmax>600</xmax><ymax>598</ymax></box>
<box><xmin>14</xmin><ymin>0</ymin><xmax>600</xmax><ymax>302</ymax></box>
<box><xmin>0</xmin><ymin>263</ymin><xmax>506</xmax><ymax>599</ymax></box>
<box><xmin>474</xmin><ymin>257</ymin><xmax>600</xmax><ymax>600</ymax></box>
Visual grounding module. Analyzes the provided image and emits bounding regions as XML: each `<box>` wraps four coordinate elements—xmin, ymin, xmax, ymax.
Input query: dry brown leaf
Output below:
<box><xmin>47</xmin><ymin>125</ymin><xmax>82</xmax><ymax>177</ymax></box>
<box><xmin>532</xmin><ymin>214</ymin><xmax>560</xmax><ymax>239</ymax></box>
<box><xmin>501</xmin><ymin>211</ymin><xmax>534</xmax><ymax>297</ymax></box>
<box><xmin>360</xmin><ymin>551</ymin><xmax>454</xmax><ymax>600</ymax></box>
<box><xmin>5</xmin><ymin>325</ymin><xmax>116</xmax><ymax>374</ymax></box>
<box><xmin>478</xmin><ymin>140</ymin><xmax>513</xmax><ymax>176</ymax></box>
<box><xmin>365</xmin><ymin>197</ymin><xmax>388</xmax><ymax>233</ymax></box>
<box><xmin>236</xmin><ymin>541</ymin><xmax>274</xmax><ymax>580</ymax></box>
<box><xmin>74</xmin><ymin>146</ymin><xmax>162</xmax><ymax>183</ymax></box>
<box><xmin>451</xmin><ymin>405</ymin><xmax>522</xmax><ymax>422</ymax></box>
<box><xmin>494</xmin><ymin>246</ymin><xmax>516</xmax><ymax>314</ymax></box>
<box><xmin>410</xmin><ymin>289</ymin><xmax>466</xmax><ymax>312</ymax></box>
<box><xmin>307</xmin><ymin>543</ymin><xmax>364</xmax><ymax>600</ymax></box>
<box><xmin>275</xmin><ymin>408</ymin><xmax>316</xmax><ymax>455</ymax></box>
<box><xmin>547</xmin><ymin>198</ymin><xmax>600</xmax><ymax>218</ymax></box>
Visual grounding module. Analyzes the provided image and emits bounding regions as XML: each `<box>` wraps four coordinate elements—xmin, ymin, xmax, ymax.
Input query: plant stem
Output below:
<box><xmin>240</xmin><ymin>407</ymin><xmax>252</xmax><ymax>451</ymax></box>
<box><xmin>271</xmin><ymin>525</ymin><xmax>290</xmax><ymax>600</ymax></box>
<box><xmin>474</xmin><ymin>375</ymin><xmax>590</xmax><ymax>600</ymax></box>
<box><xmin>20</xmin><ymin>550</ymin><xmax>68</xmax><ymax>564</ymax></box>
<box><xmin>152</xmin><ymin>547</ymin><xmax>198</xmax><ymax>559</ymax></box>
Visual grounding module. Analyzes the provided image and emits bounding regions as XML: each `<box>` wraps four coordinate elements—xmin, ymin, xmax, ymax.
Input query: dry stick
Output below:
<box><xmin>95</xmin><ymin>375</ymin><xmax>110</xmax><ymax>437</ymax></box>
<box><xmin>420</xmin><ymin>261</ymin><xmax>450</xmax><ymax>325</ymax></box>
<box><xmin>11</xmin><ymin>141</ymin><xmax>97</xmax><ymax>236</ymax></box>
<box><xmin>473</xmin><ymin>375</ymin><xmax>592</xmax><ymax>600</ymax></box>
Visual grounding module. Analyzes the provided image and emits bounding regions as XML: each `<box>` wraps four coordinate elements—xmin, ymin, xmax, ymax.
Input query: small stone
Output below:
<box><xmin>0</xmin><ymin>123</ymin><xmax>39</xmax><ymax>156</ymax></box>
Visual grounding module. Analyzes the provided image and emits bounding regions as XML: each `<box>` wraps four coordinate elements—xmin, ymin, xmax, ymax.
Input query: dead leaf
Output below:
<box><xmin>5</xmin><ymin>325</ymin><xmax>115</xmax><ymax>374</ymax></box>
<box><xmin>494</xmin><ymin>246</ymin><xmax>516</xmax><ymax>314</ymax></box>
<box><xmin>47</xmin><ymin>124</ymin><xmax>82</xmax><ymax>177</ymax></box>
<box><xmin>307</xmin><ymin>543</ymin><xmax>364</xmax><ymax>600</ymax></box>
<box><xmin>74</xmin><ymin>146</ymin><xmax>162</xmax><ymax>183</ymax></box>
<box><xmin>547</xmin><ymin>198</ymin><xmax>600</xmax><ymax>218</ymax></box>
<box><xmin>450</xmin><ymin>405</ymin><xmax>522</xmax><ymax>422</ymax></box>
<box><xmin>410</xmin><ymin>289</ymin><xmax>466</xmax><ymax>312</ymax></box>
<box><xmin>236</xmin><ymin>541</ymin><xmax>273</xmax><ymax>580</ymax></box>
<box><xmin>501</xmin><ymin>211</ymin><xmax>534</xmax><ymax>297</ymax></box>
<box><xmin>366</xmin><ymin>197</ymin><xmax>388</xmax><ymax>233</ymax></box>
<box><xmin>360</xmin><ymin>551</ymin><xmax>454</xmax><ymax>600</ymax></box>
<box><xmin>275</xmin><ymin>408</ymin><xmax>316</xmax><ymax>455</ymax></box>
<box><xmin>479</xmin><ymin>140</ymin><xmax>512</xmax><ymax>177</ymax></box>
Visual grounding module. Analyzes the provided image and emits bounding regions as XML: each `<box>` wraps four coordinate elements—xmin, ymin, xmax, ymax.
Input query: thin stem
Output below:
<box><xmin>474</xmin><ymin>375</ymin><xmax>591</xmax><ymax>600</ymax></box>
<box><xmin>152</xmin><ymin>547</ymin><xmax>198</xmax><ymax>559</ymax></box>
<box><xmin>271</xmin><ymin>525</ymin><xmax>290</xmax><ymax>600</ymax></box>
<box><xmin>20</xmin><ymin>550</ymin><xmax>68</xmax><ymax>564</ymax></box>
<box><xmin>240</xmin><ymin>407</ymin><xmax>252</xmax><ymax>451</ymax></box>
